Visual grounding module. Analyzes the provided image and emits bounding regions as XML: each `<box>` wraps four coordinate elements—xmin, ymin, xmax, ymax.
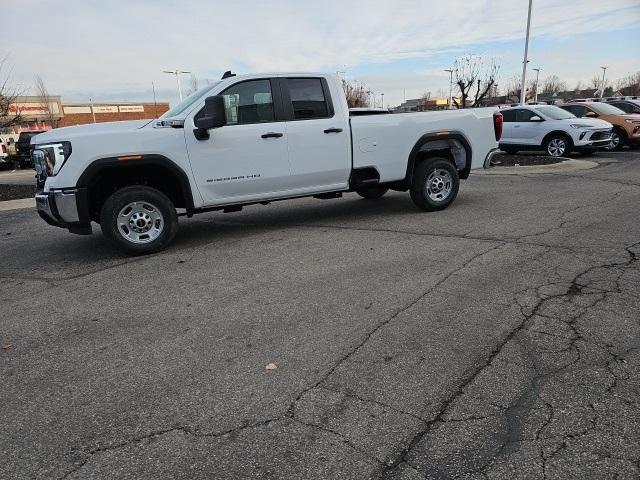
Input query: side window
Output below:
<box><xmin>287</xmin><ymin>78</ymin><xmax>330</xmax><ymax>120</ymax></box>
<box><xmin>501</xmin><ymin>109</ymin><xmax>516</xmax><ymax>122</ymax></box>
<box><xmin>220</xmin><ymin>79</ymin><xmax>274</xmax><ymax>125</ymax></box>
<box><xmin>569</xmin><ymin>105</ymin><xmax>588</xmax><ymax>118</ymax></box>
<box><xmin>516</xmin><ymin>109</ymin><xmax>536</xmax><ymax>122</ymax></box>
<box><xmin>612</xmin><ymin>102</ymin><xmax>633</xmax><ymax>114</ymax></box>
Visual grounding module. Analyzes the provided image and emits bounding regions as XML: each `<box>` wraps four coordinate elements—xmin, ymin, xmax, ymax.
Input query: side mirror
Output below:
<box><xmin>585</xmin><ymin>111</ymin><xmax>598</xmax><ymax>118</ymax></box>
<box><xmin>530</xmin><ymin>115</ymin><xmax>542</xmax><ymax>122</ymax></box>
<box><xmin>194</xmin><ymin>96</ymin><xmax>226</xmax><ymax>140</ymax></box>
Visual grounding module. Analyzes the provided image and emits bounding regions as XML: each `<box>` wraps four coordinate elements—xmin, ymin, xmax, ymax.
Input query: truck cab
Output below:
<box><xmin>32</xmin><ymin>72</ymin><xmax>501</xmax><ymax>255</ymax></box>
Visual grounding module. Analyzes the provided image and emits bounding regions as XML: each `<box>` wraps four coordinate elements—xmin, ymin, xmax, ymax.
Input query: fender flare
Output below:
<box><xmin>76</xmin><ymin>154</ymin><xmax>195</xmax><ymax>215</ymax></box>
<box><xmin>405</xmin><ymin>131</ymin><xmax>473</xmax><ymax>182</ymax></box>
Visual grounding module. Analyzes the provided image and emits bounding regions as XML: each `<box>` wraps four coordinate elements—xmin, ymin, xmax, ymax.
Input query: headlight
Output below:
<box><xmin>625</xmin><ymin>119</ymin><xmax>636</xmax><ymax>124</ymax></box>
<box><xmin>570</xmin><ymin>124</ymin><xmax>591</xmax><ymax>129</ymax></box>
<box><xmin>33</xmin><ymin>141</ymin><xmax>72</xmax><ymax>176</ymax></box>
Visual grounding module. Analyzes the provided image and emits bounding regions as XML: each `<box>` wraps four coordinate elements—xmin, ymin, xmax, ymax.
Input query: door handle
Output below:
<box><xmin>324</xmin><ymin>128</ymin><xmax>343</xmax><ymax>134</ymax></box>
<box><xmin>261</xmin><ymin>132</ymin><xmax>283</xmax><ymax>139</ymax></box>
<box><xmin>513</xmin><ymin>125</ymin><xmax>521</xmax><ymax>128</ymax></box>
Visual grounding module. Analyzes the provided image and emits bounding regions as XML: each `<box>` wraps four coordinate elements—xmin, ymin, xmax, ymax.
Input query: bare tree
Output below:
<box><xmin>186</xmin><ymin>74</ymin><xmax>199</xmax><ymax>96</ymax></box>
<box><xmin>0</xmin><ymin>57</ymin><xmax>23</xmax><ymax>130</ymax></box>
<box><xmin>541</xmin><ymin>75</ymin><xmax>567</xmax><ymax>94</ymax></box>
<box><xmin>615</xmin><ymin>71</ymin><xmax>640</xmax><ymax>95</ymax></box>
<box><xmin>341</xmin><ymin>79</ymin><xmax>370</xmax><ymax>108</ymax></box>
<box><xmin>503</xmin><ymin>74</ymin><xmax>536</xmax><ymax>102</ymax></box>
<box><xmin>451</xmin><ymin>55</ymin><xmax>499</xmax><ymax>108</ymax></box>
<box><xmin>34</xmin><ymin>75</ymin><xmax>57</xmax><ymax>128</ymax></box>
<box><xmin>574</xmin><ymin>80</ymin><xmax>583</xmax><ymax>91</ymax></box>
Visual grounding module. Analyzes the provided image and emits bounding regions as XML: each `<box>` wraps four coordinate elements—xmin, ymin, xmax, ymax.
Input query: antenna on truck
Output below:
<box><xmin>221</xmin><ymin>71</ymin><xmax>236</xmax><ymax>79</ymax></box>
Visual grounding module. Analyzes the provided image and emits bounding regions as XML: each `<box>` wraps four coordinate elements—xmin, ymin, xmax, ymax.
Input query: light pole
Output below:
<box><xmin>533</xmin><ymin>68</ymin><xmax>541</xmax><ymax>103</ymax></box>
<box><xmin>599</xmin><ymin>66</ymin><xmax>607</xmax><ymax>98</ymax></box>
<box><xmin>520</xmin><ymin>0</ymin><xmax>533</xmax><ymax>105</ymax></box>
<box><xmin>444</xmin><ymin>69</ymin><xmax>454</xmax><ymax>109</ymax></box>
<box><xmin>163</xmin><ymin>69</ymin><xmax>191</xmax><ymax>101</ymax></box>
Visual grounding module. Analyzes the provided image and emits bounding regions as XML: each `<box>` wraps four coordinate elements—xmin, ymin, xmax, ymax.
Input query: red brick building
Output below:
<box><xmin>58</xmin><ymin>101</ymin><xmax>170</xmax><ymax>127</ymax></box>
<box><xmin>4</xmin><ymin>96</ymin><xmax>170</xmax><ymax>135</ymax></box>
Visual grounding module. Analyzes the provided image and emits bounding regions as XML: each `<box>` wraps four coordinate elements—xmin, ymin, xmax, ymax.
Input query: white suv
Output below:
<box><xmin>499</xmin><ymin>105</ymin><xmax>612</xmax><ymax>157</ymax></box>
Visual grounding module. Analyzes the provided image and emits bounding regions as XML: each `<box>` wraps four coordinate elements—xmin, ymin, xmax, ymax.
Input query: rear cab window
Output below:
<box><xmin>283</xmin><ymin>78</ymin><xmax>334</xmax><ymax>120</ymax></box>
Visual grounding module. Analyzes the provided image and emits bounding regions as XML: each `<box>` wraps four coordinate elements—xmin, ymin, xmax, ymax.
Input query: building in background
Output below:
<box><xmin>3</xmin><ymin>96</ymin><xmax>170</xmax><ymax>136</ymax></box>
<box><xmin>394</xmin><ymin>97</ymin><xmax>459</xmax><ymax>112</ymax></box>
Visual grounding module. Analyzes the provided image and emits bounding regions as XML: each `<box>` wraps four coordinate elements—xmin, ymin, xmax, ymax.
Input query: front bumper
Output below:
<box><xmin>35</xmin><ymin>188</ymin><xmax>92</xmax><ymax>235</ymax></box>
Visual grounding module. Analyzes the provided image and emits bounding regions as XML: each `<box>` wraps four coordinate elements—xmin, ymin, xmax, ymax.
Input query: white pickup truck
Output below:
<box><xmin>32</xmin><ymin>72</ymin><xmax>502</xmax><ymax>254</ymax></box>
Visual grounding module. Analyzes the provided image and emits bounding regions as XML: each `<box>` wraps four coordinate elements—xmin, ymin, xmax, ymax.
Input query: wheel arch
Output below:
<box><xmin>77</xmin><ymin>154</ymin><xmax>195</xmax><ymax>221</ymax></box>
<box><xmin>541</xmin><ymin>130</ymin><xmax>574</xmax><ymax>149</ymax></box>
<box><xmin>405</xmin><ymin>131</ymin><xmax>473</xmax><ymax>184</ymax></box>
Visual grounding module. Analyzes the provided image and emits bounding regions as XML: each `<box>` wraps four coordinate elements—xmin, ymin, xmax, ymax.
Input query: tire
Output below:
<box><xmin>409</xmin><ymin>157</ymin><xmax>459</xmax><ymax>211</ymax></box>
<box><xmin>355</xmin><ymin>185</ymin><xmax>388</xmax><ymax>199</ymax></box>
<box><xmin>100</xmin><ymin>186</ymin><xmax>178</xmax><ymax>255</ymax></box>
<box><xmin>606</xmin><ymin>129</ymin><xmax>626</xmax><ymax>151</ymax></box>
<box><xmin>501</xmin><ymin>147</ymin><xmax>518</xmax><ymax>155</ymax></box>
<box><xmin>544</xmin><ymin>134</ymin><xmax>572</xmax><ymax>157</ymax></box>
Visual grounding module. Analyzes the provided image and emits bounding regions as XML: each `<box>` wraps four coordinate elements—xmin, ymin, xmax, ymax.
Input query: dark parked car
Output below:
<box><xmin>606</xmin><ymin>99</ymin><xmax>640</xmax><ymax>115</ymax></box>
<box><xmin>15</xmin><ymin>131</ymin><xmax>47</xmax><ymax>168</ymax></box>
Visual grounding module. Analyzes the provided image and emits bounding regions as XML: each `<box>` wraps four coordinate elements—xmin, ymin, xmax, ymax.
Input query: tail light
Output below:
<box><xmin>493</xmin><ymin>111</ymin><xmax>503</xmax><ymax>141</ymax></box>
<box><xmin>1</xmin><ymin>144</ymin><xmax>6</xmax><ymax>154</ymax></box>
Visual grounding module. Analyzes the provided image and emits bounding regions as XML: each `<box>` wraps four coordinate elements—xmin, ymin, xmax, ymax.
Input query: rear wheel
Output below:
<box><xmin>544</xmin><ymin>134</ymin><xmax>571</xmax><ymax>157</ymax></box>
<box><xmin>355</xmin><ymin>185</ymin><xmax>388</xmax><ymax>199</ymax></box>
<box><xmin>100</xmin><ymin>186</ymin><xmax>178</xmax><ymax>255</ymax></box>
<box><xmin>410</xmin><ymin>157</ymin><xmax>459</xmax><ymax>211</ymax></box>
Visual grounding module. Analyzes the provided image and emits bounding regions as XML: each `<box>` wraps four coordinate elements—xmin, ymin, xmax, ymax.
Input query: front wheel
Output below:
<box><xmin>544</xmin><ymin>135</ymin><xmax>571</xmax><ymax>157</ymax></box>
<box><xmin>100</xmin><ymin>186</ymin><xmax>178</xmax><ymax>255</ymax></box>
<box><xmin>606</xmin><ymin>130</ymin><xmax>625</xmax><ymax>151</ymax></box>
<box><xmin>355</xmin><ymin>186</ymin><xmax>388</xmax><ymax>199</ymax></box>
<box><xmin>410</xmin><ymin>157</ymin><xmax>459</xmax><ymax>211</ymax></box>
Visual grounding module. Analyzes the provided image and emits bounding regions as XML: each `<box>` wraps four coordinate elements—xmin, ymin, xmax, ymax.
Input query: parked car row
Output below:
<box><xmin>0</xmin><ymin>131</ymin><xmax>48</xmax><ymax>169</ymax></box>
<box><xmin>499</xmin><ymin>101</ymin><xmax>640</xmax><ymax>157</ymax></box>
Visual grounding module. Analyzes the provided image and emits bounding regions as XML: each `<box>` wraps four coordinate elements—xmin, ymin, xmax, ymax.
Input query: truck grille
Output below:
<box><xmin>32</xmin><ymin>150</ymin><xmax>48</xmax><ymax>189</ymax></box>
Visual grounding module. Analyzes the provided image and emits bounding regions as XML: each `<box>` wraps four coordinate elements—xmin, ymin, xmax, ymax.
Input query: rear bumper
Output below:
<box><xmin>35</xmin><ymin>188</ymin><xmax>92</xmax><ymax>235</ymax></box>
<box><xmin>483</xmin><ymin>148</ymin><xmax>500</xmax><ymax>168</ymax></box>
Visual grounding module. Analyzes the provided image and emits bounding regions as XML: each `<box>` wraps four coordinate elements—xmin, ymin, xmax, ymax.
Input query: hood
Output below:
<box><xmin>563</xmin><ymin>118</ymin><xmax>612</xmax><ymax>129</ymax></box>
<box><xmin>31</xmin><ymin>119</ymin><xmax>154</xmax><ymax>145</ymax></box>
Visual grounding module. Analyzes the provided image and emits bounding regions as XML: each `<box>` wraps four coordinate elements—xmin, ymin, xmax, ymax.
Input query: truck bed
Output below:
<box><xmin>350</xmin><ymin>108</ymin><xmax>498</xmax><ymax>182</ymax></box>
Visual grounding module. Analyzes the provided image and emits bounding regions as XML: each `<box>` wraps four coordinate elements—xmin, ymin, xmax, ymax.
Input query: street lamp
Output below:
<box><xmin>163</xmin><ymin>69</ymin><xmax>191</xmax><ymax>101</ymax></box>
<box><xmin>520</xmin><ymin>0</ymin><xmax>533</xmax><ymax>105</ymax></box>
<box><xmin>444</xmin><ymin>69</ymin><xmax>454</xmax><ymax>109</ymax></box>
<box><xmin>532</xmin><ymin>68</ymin><xmax>541</xmax><ymax>103</ymax></box>
<box><xmin>599</xmin><ymin>66</ymin><xmax>607</xmax><ymax>98</ymax></box>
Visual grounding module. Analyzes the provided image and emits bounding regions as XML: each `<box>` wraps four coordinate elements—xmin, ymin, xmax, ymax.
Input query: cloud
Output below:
<box><xmin>3</xmin><ymin>0</ymin><xmax>639</xmax><ymax>106</ymax></box>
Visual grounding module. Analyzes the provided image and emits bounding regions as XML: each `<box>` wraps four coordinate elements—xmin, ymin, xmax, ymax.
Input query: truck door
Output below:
<box><xmin>184</xmin><ymin>78</ymin><xmax>292</xmax><ymax>205</ymax></box>
<box><xmin>280</xmin><ymin>77</ymin><xmax>351</xmax><ymax>192</ymax></box>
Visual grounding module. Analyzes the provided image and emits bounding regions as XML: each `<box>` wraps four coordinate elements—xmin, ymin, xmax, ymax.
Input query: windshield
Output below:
<box><xmin>591</xmin><ymin>103</ymin><xmax>626</xmax><ymax>115</ymax></box>
<box><xmin>536</xmin><ymin>106</ymin><xmax>575</xmax><ymax>120</ymax></box>
<box><xmin>160</xmin><ymin>82</ymin><xmax>220</xmax><ymax>118</ymax></box>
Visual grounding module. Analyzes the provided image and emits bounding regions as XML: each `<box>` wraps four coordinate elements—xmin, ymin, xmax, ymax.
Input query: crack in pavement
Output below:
<box><xmin>56</xmin><ymin>418</ymin><xmax>281</xmax><ymax>480</ymax></box>
<box><xmin>377</xmin><ymin>240</ymin><xmax>640</xmax><ymax>479</ymax></box>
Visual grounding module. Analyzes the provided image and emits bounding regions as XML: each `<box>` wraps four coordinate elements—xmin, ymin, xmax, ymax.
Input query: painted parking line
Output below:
<box><xmin>0</xmin><ymin>198</ymin><xmax>35</xmax><ymax>211</ymax></box>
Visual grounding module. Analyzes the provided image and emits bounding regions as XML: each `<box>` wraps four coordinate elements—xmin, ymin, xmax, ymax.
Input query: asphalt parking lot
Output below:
<box><xmin>1</xmin><ymin>151</ymin><xmax>639</xmax><ymax>480</ymax></box>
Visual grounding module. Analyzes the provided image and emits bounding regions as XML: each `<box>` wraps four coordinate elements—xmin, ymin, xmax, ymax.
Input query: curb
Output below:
<box><xmin>474</xmin><ymin>159</ymin><xmax>598</xmax><ymax>175</ymax></box>
<box><xmin>0</xmin><ymin>198</ymin><xmax>35</xmax><ymax>212</ymax></box>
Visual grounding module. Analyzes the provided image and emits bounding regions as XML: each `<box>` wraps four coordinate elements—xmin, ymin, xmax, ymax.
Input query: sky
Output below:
<box><xmin>2</xmin><ymin>0</ymin><xmax>639</xmax><ymax>108</ymax></box>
